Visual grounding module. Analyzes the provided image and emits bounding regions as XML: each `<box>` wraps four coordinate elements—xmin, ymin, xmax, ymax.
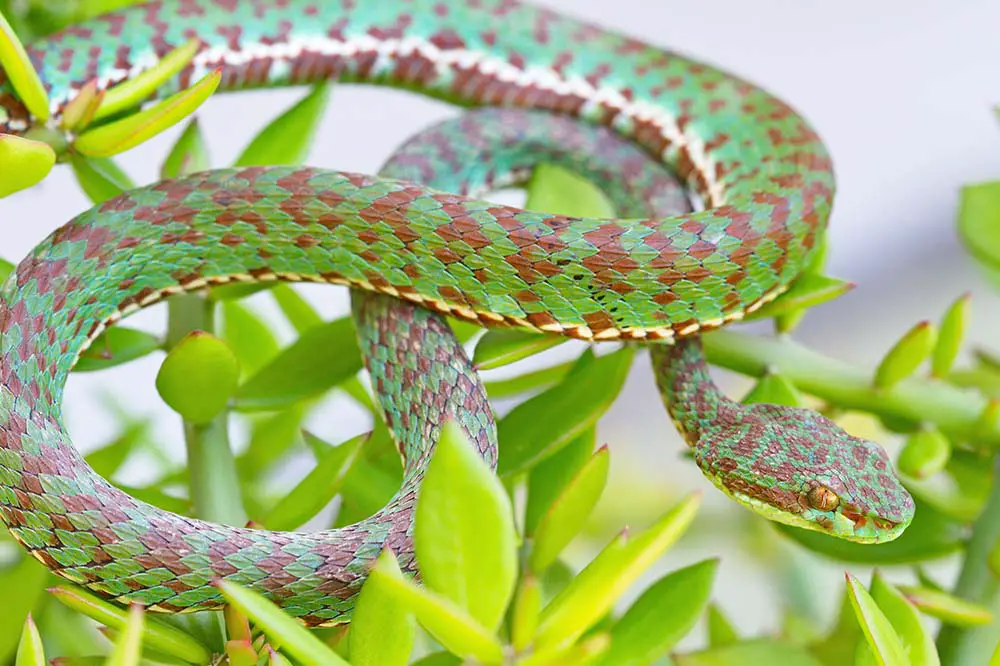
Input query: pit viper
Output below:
<box><xmin>0</xmin><ymin>0</ymin><xmax>914</xmax><ymax>626</ymax></box>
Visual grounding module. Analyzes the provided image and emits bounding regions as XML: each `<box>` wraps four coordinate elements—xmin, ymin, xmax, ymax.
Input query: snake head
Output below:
<box><xmin>693</xmin><ymin>402</ymin><xmax>915</xmax><ymax>544</ymax></box>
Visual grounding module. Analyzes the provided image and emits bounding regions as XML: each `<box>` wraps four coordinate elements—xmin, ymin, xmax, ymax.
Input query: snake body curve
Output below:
<box><xmin>0</xmin><ymin>0</ymin><xmax>915</xmax><ymax>625</ymax></box>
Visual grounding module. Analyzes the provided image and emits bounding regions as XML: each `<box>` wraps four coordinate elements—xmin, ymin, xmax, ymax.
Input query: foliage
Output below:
<box><xmin>1</xmin><ymin>3</ymin><xmax>1000</xmax><ymax>666</ymax></box>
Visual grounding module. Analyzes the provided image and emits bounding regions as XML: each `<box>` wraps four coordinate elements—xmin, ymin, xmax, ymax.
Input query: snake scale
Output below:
<box><xmin>0</xmin><ymin>0</ymin><xmax>914</xmax><ymax>626</ymax></box>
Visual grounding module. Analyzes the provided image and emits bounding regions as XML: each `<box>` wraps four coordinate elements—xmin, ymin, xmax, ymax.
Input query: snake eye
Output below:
<box><xmin>807</xmin><ymin>485</ymin><xmax>840</xmax><ymax>512</ymax></box>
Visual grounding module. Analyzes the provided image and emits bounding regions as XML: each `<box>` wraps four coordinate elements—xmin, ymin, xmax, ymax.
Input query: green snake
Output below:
<box><xmin>0</xmin><ymin>0</ymin><xmax>914</xmax><ymax>625</ymax></box>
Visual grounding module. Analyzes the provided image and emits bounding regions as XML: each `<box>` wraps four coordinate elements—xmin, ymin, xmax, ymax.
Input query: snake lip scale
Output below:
<box><xmin>0</xmin><ymin>0</ymin><xmax>914</xmax><ymax>625</ymax></box>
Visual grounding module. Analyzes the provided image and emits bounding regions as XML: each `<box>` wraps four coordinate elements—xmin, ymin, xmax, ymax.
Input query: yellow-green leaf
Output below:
<box><xmin>529</xmin><ymin>445</ymin><xmax>609</xmax><ymax>573</ymax></box>
<box><xmin>0</xmin><ymin>10</ymin><xmax>49</xmax><ymax>120</ymax></box>
<box><xmin>745</xmin><ymin>274</ymin><xmax>854</xmax><ymax>321</ymax></box>
<box><xmin>161</xmin><ymin>117</ymin><xmax>209</xmax><ymax>179</ymax></box>
<box><xmin>75</xmin><ymin>68</ymin><xmax>221</xmax><ymax>157</ymax></box>
<box><xmin>60</xmin><ymin>79</ymin><xmax>102</xmax><ymax>131</ymax></box>
<box><xmin>155</xmin><ymin>330</ymin><xmax>239</xmax><ymax>423</ymax></box>
<box><xmin>535</xmin><ymin>493</ymin><xmax>701</xmax><ymax>650</ymax></box>
<box><xmin>498</xmin><ymin>348</ymin><xmax>633</xmax><ymax>477</ymax></box>
<box><xmin>69</xmin><ymin>154</ymin><xmax>135</xmax><ymax>205</ymax></box>
<box><xmin>220</xmin><ymin>300</ymin><xmax>280</xmax><ymax>378</ymax></box>
<box><xmin>262</xmin><ymin>430</ymin><xmax>366</xmax><ymax>531</ymax></box>
<box><xmin>369</xmin><ymin>551</ymin><xmax>504</xmax><ymax>663</ymax></box>
<box><xmin>74</xmin><ymin>326</ymin><xmax>159</xmax><ymax>372</ymax></box>
<box><xmin>867</xmin><ymin>573</ymin><xmax>939</xmax><ymax>666</ymax></box>
<box><xmin>932</xmin><ymin>293</ymin><xmax>971</xmax><ymax>378</ymax></box>
<box><xmin>845</xmin><ymin>573</ymin><xmax>908</xmax><ymax>666</ymax></box>
<box><xmin>897</xmin><ymin>429</ymin><xmax>951</xmax><ymax>479</ymax></box>
<box><xmin>348</xmin><ymin>549</ymin><xmax>416</xmax><ymax>666</ymax></box>
<box><xmin>959</xmin><ymin>181</ymin><xmax>1000</xmax><ymax>279</ymax></box>
<box><xmin>415</xmin><ymin>420</ymin><xmax>517</xmax><ymax>630</ymax></box>
<box><xmin>525</xmin><ymin>427</ymin><xmax>595</xmax><ymax>538</ymax></box>
<box><xmin>707</xmin><ymin>603</ymin><xmax>740</xmax><ymax>647</ymax></box>
<box><xmin>511</xmin><ymin>575</ymin><xmax>542</xmax><ymax>652</ymax></box>
<box><xmin>105</xmin><ymin>604</ymin><xmax>144</xmax><ymax>666</ymax></box>
<box><xmin>235</xmin><ymin>83</ymin><xmax>331</xmax><ymax>166</ymax></box>
<box><xmin>15</xmin><ymin>615</ymin><xmax>44</xmax><ymax>666</ymax></box>
<box><xmin>48</xmin><ymin>585</ymin><xmax>210</xmax><ymax>664</ymax></box>
<box><xmin>741</xmin><ymin>371</ymin><xmax>803</xmax><ymax>407</ymax></box>
<box><xmin>271</xmin><ymin>284</ymin><xmax>323</xmax><ymax>333</ymax></box>
<box><xmin>593</xmin><ymin>559</ymin><xmax>718</xmax><ymax>666</ymax></box>
<box><xmin>896</xmin><ymin>585</ymin><xmax>993</xmax><ymax>626</ymax></box>
<box><xmin>474</xmin><ymin>329</ymin><xmax>565</xmax><ymax>370</ymax></box>
<box><xmin>95</xmin><ymin>39</ymin><xmax>200</xmax><ymax>121</ymax></box>
<box><xmin>520</xmin><ymin>633</ymin><xmax>611</xmax><ymax>666</ymax></box>
<box><xmin>525</xmin><ymin>162</ymin><xmax>615</xmax><ymax>218</ymax></box>
<box><xmin>217</xmin><ymin>580</ymin><xmax>348</xmax><ymax>666</ymax></box>
<box><xmin>0</xmin><ymin>133</ymin><xmax>55</xmax><ymax>197</ymax></box>
<box><xmin>874</xmin><ymin>322</ymin><xmax>937</xmax><ymax>390</ymax></box>
<box><xmin>675</xmin><ymin>639</ymin><xmax>824</xmax><ymax>666</ymax></box>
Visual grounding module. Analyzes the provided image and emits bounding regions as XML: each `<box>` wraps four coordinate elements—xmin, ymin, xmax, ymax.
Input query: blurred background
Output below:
<box><xmin>1</xmin><ymin>0</ymin><xmax>998</xmax><ymax>642</ymax></box>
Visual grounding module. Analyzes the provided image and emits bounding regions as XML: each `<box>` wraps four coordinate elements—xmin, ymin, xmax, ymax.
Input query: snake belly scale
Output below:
<box><xmin>0</xmin><ymin>0</ymin><xmax>914</xmax><ymax>625</ymax></box>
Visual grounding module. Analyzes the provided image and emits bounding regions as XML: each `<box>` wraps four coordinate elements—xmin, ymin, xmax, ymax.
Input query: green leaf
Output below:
<box><xmin>874</xmin><ymin>322</ymin><xmax>937</xmax><ymax>390</ymax></box>
<box><xmin>498</xmin><ymin>348</ymin><xmax>633</xmax><ymax>476</ymax></box>
<box><xmin>535</xmin><ymin>493</ymin><xmax>701</xmax><ymax>650</ymax></box>
<box><xmin>262</xmin><ymin>430</ymin><xmax>366</xmax><ymax>531</ymax></box>
<box><xmin>895</xmin><ymin>585</ymin><xmax>993</xmax><ymax>626</ymax></box>
<box><xmin>810</xmin><ymin>591</ymin><xmax>862</xmax><ymax>666</ymax></box>
<box><xmin>238</xmin><ymin>405</ymin><xmax>308</xmax><ymax>478</ymax></box>
<box><xmin>216</xmin><ymin>580</ymin><xmax>348</xmax><ymax>666</ymax></box>
<box><xmin>415</xmin><ymin>421</ymin><xmax>517</xmax><ymax>631</ymax></box>
<box><xmin>0</xmin><ymin>557</ymin><xmax>49</xmax><ymax>662</ymax></box>
<box><xmin>105</xmin><ymin>604</ymin><xmax>143</xmax><ymax>666</ymax></box>
<box><xmin>867</xmin><ymin>573</ymin><xmax>939</xmax><ymax>666</ymax></box>
<box><xmin>0</xmin><ymin>9</ymin><xmax>49</xmax><ymax>120</ymax></box>
<box><xmin>524</xmin><ymin>163</ymin><xmax>615</xmax><ymax>218</ymax></box>
<box><xmin>0</xmin><ymin>133</ymin><xmax>55</xmax><ymax>197</ymax></box>
<box><xmin>745</xmin><ymin>274</ymin><xmax>854</xmax><ymax>321</ymax></box>
<box><xmin>903</xmin><ymin>449</ymin><xmax>990</xmax><ymax>522</ymax></box>
<box><xmin>94</xmin><ymin>39</ymin><xmax>200</xmax><ymax>121</ymax></box>
<box><xmin>236</xmin><ymin>317</ymin><xmax>362</xmax><ymax>410</ymax></box>
<box><xmin>369</xmin><ymin>550</ymin><xmax>504</xmax><ymax>663</ymax></box>
<box><xmin>74</xmin><ymin>326</ymin><xmax>160</xmax><ymax>372</ymax></box>
<box><xmin>931</xmin><ymin>293</ymin><xmax>971</xmax><ymax>377</ymax></box>
<box><xmin>208</xmin><ymin>282</ymin><xmax>275</xmax><ymax>301</ymax></box>
<box><xmin>69</xmin><ymin>154</ymin><xmax>135</xmax><ymax>205</ymax></box>
<box><xmin>845</xmin><ymin>573</ymin><xmax>908</xmax><ymax>666</ymax></box>
<box><xmin>161</xmin><ymin>117</ymin><xmax>209</xmax><ymax>179</ymax></box>
<box><xmin>485</xmin><ymin>361</ymin><xmax>573</xmax><ymax>400</ymax></box>
<box><xmin>593</xmin><ymin>558</ymin><xmax>718</xmax><ymax>666</ymax></box>
<box><xmin>348</xmin><ymin>549</ymin><xmax>415</xmax><ymax>666</ymax></box>
<box><xmin>707</xmin><ymin>603</ymin><xmax>740</xmax><ymax>647</ymax></box>
<box><xmin>741</xmin><ymin>371</ymin><xmax>803</xmax><ymax>407</ymax></box>
<box><xmin>474</xmin><ymin>329</ymin><xmax>565</xmax><ymax>370</ymax></box>
<box><xmin>959</xmin><ymin>181</ymin><xmax>1000</xmax><ymax>277</ymax></box>
<box><xmin>529</xmin><ymin>445</ymin><xmax>609</xmax><ymax>573</ymax></box>
<box><xmin>75</xmin><ymin>68</ymin><xmax>221</xmax><ymax>157</ymax></box>
<box><xmin>48</xmin><ymin>585</ymin><xmax>210</xmax><ymax>664</ymax></box>
<box><xmin>272</xmin><ymin>284</ymin><xmax>323</xmax><ymax>333</ymax></box>
<box><xmin>85</xmin><ymin>420</ymin><xmax>148</xmax><ymax>478</ymax></box>
<box><xmin>897</xmin><ymin>428</ymin><xmax>951</xmax><ymax>479</ymax></box>
<box><xmin>15</xmin><ymin>615</ymin><xmax>44</xmax><ymax>666</ymax></box>
<box><xmin>411</xmin><ymin>653</ymin><xmax>461</xmax><ymax>666</ymax></box>
<box><xmin>220</xmin><ymin>299</ymin><xmax>280</xmax><ymax>378</ymax></box>
<box><xmin>675</xmin><ymin>639</ymin><xmax>824</xmax><ymax>666</ymax></box>
<box><xmin>60</xmin><ymin>79</ymin><xmax>102</xmax><ymax>131</ymax></box>
<box><xmin>156</xmin><ymin>330</ymin><xmax>239</xmax><ymax>423</ymax></box>
<box><xmin>511</xmin><ymin>575</ymin><xmax>542</xmax><ymax>652</ymax></box>
<box><xmin>234</xmin><ymin>83</ymin><xmax>331</xmax><ymax>166</ymax></box>
<box><xmin>525</xmin><ymin>427</ymin><xmax>595</xmax><ymax>537</ymax></box>
<box><xmin>775</xmin><ymin>497</ymin><xmax>963</xmax><ymax>563</ymax></box>
<box><xmin>520</xmin><ymin>634</ymin><xmax>611</xmax><ymax>666</ymax></box>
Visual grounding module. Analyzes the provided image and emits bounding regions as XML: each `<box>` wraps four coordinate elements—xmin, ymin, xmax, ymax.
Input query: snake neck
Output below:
<box><xmin>651</xmin><ymin>337</ymin><xmax>745</xmax><ymax>445</ymax></box>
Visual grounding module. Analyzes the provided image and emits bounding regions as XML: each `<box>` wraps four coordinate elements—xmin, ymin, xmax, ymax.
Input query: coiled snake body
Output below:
<box><xmin>0</xmin><ymin>0</ymin><xmax>914</xmax><ymax>625</ymax></box>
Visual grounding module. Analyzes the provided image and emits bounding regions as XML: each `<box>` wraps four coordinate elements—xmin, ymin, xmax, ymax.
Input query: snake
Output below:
<box><xmin>0</xmin><ymin>0</ymin><xmax>916</xmax><ymax>627</ymax></box>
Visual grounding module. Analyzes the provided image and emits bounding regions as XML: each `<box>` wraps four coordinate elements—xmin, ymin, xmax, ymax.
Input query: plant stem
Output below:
<box><xmin>934</xmin><ymin>453</ymin><xmax>1000</xmax><ymax>664</ymax></box>
<box><xmin>701</xmin><ymin>329</ymin><xmax>1000</xmax><ymax>446</ymax></box>
<box><xmin>166</xmin><ymin>293</ymin><xmax>247</xmax><ymax>526</ymax></box>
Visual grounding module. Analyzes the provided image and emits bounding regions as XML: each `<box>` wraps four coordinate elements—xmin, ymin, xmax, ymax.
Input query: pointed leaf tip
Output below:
<box><xmin>15</xmin><ymin>614</ymin><xmax>44</xmax><ymax>666</ymax></box>
<box><xmin>874</xmin><ymin>321</ymin><xmax>937</xmax><ymax>390</ymax></box>
<box><xmin>0</xmin><ymin>10</ymin><xmax>49</xmax><ymax>121</ymax></box>
<box><xmin>95</xmin><ymin>39</ymin><xmax>202</xmax><ymax>122</ymax></box>
<box><xmin>75</xmin><ymin>67</ymin><xmax>221</xmax><ymax>158</ymax></box>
